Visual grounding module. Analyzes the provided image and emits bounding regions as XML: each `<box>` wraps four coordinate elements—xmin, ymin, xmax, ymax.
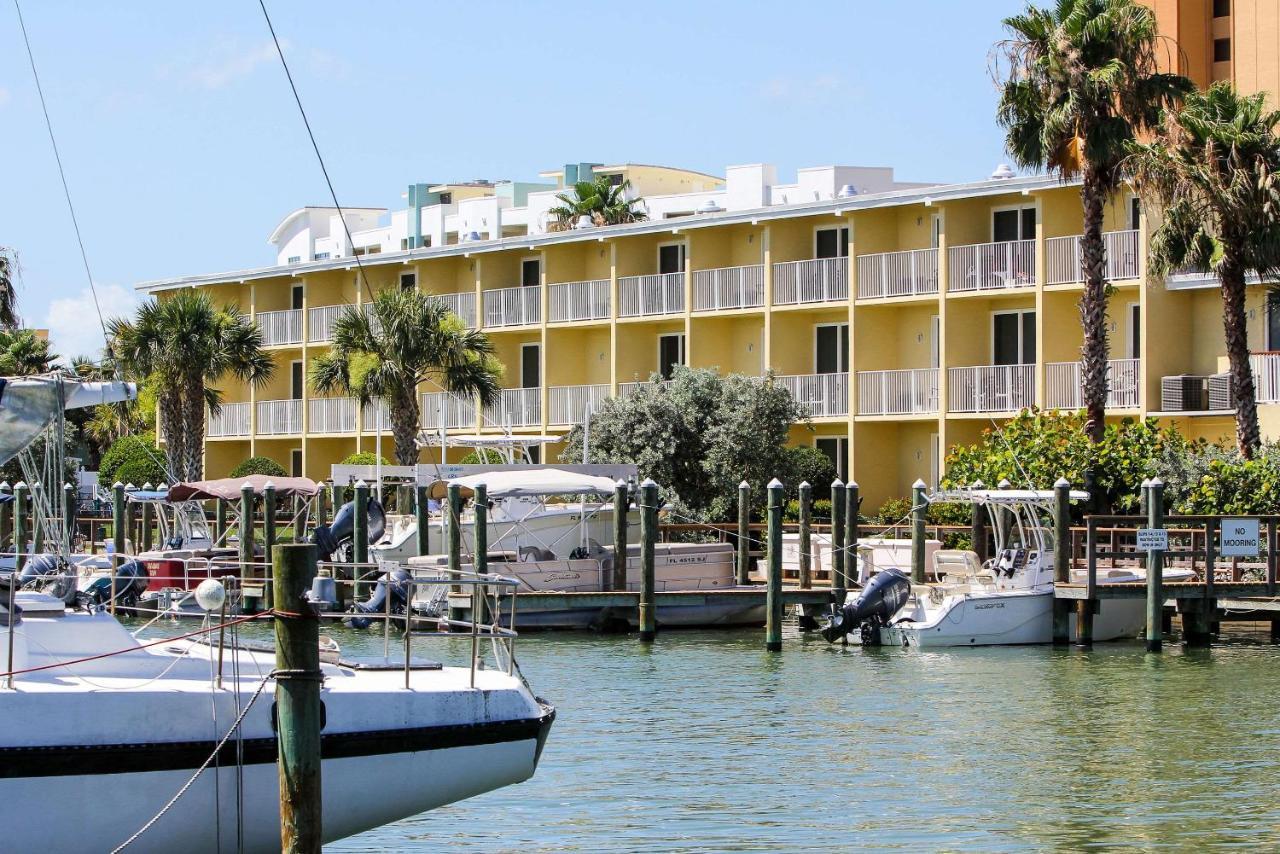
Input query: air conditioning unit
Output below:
<box><xmin>1161</xmin><ymin>375</ymin><xmax>1208</xmax><ymax>411</ymax></box>
<box><xmin>1207</xmin><ymin>373</ymin><xmax>1235</xmax><ymax>411</ymax></box>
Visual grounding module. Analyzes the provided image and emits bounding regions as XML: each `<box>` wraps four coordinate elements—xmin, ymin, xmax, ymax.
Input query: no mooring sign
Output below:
<box><xmin>1220</xmin><ymin>518</ymin><xmax>1260</xmax><ymax>557</ymax></box>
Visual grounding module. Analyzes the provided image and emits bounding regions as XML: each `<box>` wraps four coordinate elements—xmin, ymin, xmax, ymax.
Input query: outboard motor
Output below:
<box><xmin>821</xmin><ymin>567</ymin><xmax>912</xmax><ymax>645</ymax></box>
<box><xmin>77</xmin><ymin>559</ymin><xmax>149</xmax><ymax>611</ymax></box>
<box><xmin>312</xmin><ymin>498</ymin><xmax>386</xmax><ymax>561</ymax></box>
<box><xmin>347</xmin><ymin>567</ymin><xmax>412</xmax><ymax>629</ymax></box>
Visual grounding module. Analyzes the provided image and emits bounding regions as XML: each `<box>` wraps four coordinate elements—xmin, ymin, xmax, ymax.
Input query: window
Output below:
<box><xmin>421</xmin><ymin>236</ymin><xmax>432</xmax><ymax>249</ymax></box>
<box><xmin>520</xmin><ymin>343</ymin><xmax>540</xmax><ymax>388</ymax></box>
<box><xmin>815</xmin><ymin>227</ymin><xmax>850</xmax><ymax>259</ymax></box>
<box><xmin>353</xmin><ymin>246</ymin><xmax>381</xmax><ymax>257</ymax></box>
<box><xmin>291</xmin><ymin>284</ymin><xmax>304</xmax><ymax>311</ymax></box>
<box><xmin>992</xmin><ymin>206</ymin><xmax>1036</xmax><ymax>242</ymax></box>
<box><xmin>290</xmin><ymin>449</ymin><xmax>303</xmax><ymax>478</ymax></box>
<box><xmin>992</xmin><ymin>310</ymin><xmax>1035</xmax><ymax>365</ymax></box>
<box><xmin>1128</xmin><ymin>196</ymin><xmax>1141</xmax><ymax>231</ymax></box>
<box><xmin>290</xmin><ymin>361</ymin><xmax>304</xmax><ymax>400</ymax></box>
<box><xmin>815</xmin><ymin>437</ymin><xmax>848</xmax><ymax>482</ymax></box>
<box><xmin>931</xmin><ymin>315</ymin><xmax>941</xmax><ymax>368</ymax></box>
<box><xmin>287</xmin><ymin>256</ymin><xmax>301</xmax><ymax>265</ymax></box>
<box><xmin>815</xmin><ymin>324</ymin><xmax>850</xmax><ymax>374</ymax></box>
<box><xmin>930</xmin><ymin>214</ymin><xmax>942</xmax><ymax>248</ymax></box>
<box><xmin>658</xmin><ymin>333</ymin><xmax>686</xmax><ymax>379</ymax></box>
<box><xmin>1214</xmin><ymin>0</ymin><xmax>1230</xmax><ymax>17</ymax></box>
<box><xmin>1214</xmin><ymin>38</ymin><xmax>1231</xmax><ymax>63</ymax></box>
<box><xmin>1129</xmin><ymin>303</ymin><xmax>1141</xmax><ymax>359</ymax></box>
<box><xmin>438</xmin><ymin>192</ymin><xmax>452</xmax><ymax>205</ymax></box>
<box><xmin>313</xmin><ymin>252</ymin><xmax>330</xmax><ymax>261</ymax></box>
<box><xmin>1267</xmin><ymin>292</ymin><xmax>1280</xmax><ymax>351</ymax></box>
<box><xmin>521</xmin><ymin>258</ymin><xmax>541</xmax><ymax>288</ymax></box>
<box><xmin>400</xmin><ymin>272</ymin><xmax>417</xmax><ymax>291</ymax></box>
<box><xmin>525</xmin><ymin>445</ymin><xmax>541</xmax><ymax>464</ymax></box>
<box><xmin>658</xmin><ymin>243</ymin><xmax>686</xmax><ymax>274</ymax></box>
<box><xmin>400</xmin><ymin>238</ymin><xmax>409</xmax><ymax>250</ymax></box>
<box><xmin>608</xmin><ymin>173</ymin><xmax>625</xmax><ymax>187</ymax></box>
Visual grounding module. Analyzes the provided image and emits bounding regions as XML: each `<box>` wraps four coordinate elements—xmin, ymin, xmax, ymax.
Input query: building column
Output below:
<box><xmin>539</xmin><ymin>251</ymin><xmax>549</xmax><ymax>438</ymax></box>
<box><xmin>300</xmin><ymin>275</ymin><xmax>309</xmax><ymax>478</ymax></box>
<box><xmin>608</xmin><ymin>241</ymin><xmax>619</xmax><ymax>395</ymax></box>
<box><xmin>249</xmin><ymin>282</ymin><xmax>258</xmax><ymax>458</ymax></box>
<box><xmin>846</xmin><ymin>213</ymin><xmax>858</xmax><ymax>483</ymax></box>
<box><xmin>761</xmin><ymin>224</ymin><xmax>772</xmax><ymax>372</ymax></box>
<box><xmin>1033</xmin><ymin>194</ymin><xmax>1047</xmax><ymax>409</ymax></box>
<box><xmin>934</xmin><ymin>204</ymin><xmax>950</xmax><ymax>469</ymax></box>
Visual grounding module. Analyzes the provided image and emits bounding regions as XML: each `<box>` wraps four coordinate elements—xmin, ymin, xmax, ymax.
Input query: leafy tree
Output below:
<box><xmin>781</xmin><ymin>444</ymin><xmax>837</xmax><ymax>502</ymax></box>
<box><xmin>230</xmin><ymin>456</ymin><xmax>287</xmax><ymax>479</ymax></box>
<box><xmin>559</xmin><ymin>367</ymin><xmax>805</xmax><ymax>519</ymax></box>
<box><xmin>548</xmin><ymin>176</ymin><xmax>647</xmax><ymax>229</ymax></box>
<box><xmin>339</xmin><ymin>452</ymin><xmax>390</xmax><ymax>466</ymax></box>
<box><xmin>1131</xmin><ymin>82</ymin><xmax>1280</xmax><ymax>458</ymax></box>
<box><xmin>0</xmin><ymin>328</ymin><xmax>55</xmax><ymax>375</ymax></box>
<box><xmin>0</xmin><ymin>247</ymin><xmax>20</xmax><ymax>330</ymax></box>
<box><xmin>994</xmin><ymin>0</ymin><xmax>1190</xmax><ymax>443</ymax></box>
<box><xmin>310</xmin><ymin>288</ymin><xmax>501</xmax><ymax>467</ymax></box>
<box><xmin>98</xmin><ymin>433</ymin><xmax>166</xmax><ymax>488</ymax></box>
<box><xmin>108</xmin><ymin>291</ymin><xmax>274</xmax><ymax>482</ymax></box>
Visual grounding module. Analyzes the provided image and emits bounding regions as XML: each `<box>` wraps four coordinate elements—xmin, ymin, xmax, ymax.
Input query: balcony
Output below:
<box><xmin>618</xmin><ymin>273</ymin><xmax>684</xmax><ymax>317</ymax></box>
<box><xmin>207</xmin><ymin>402</ymin><xmax>251</xmax><ymax>438</ymax></box>
<box><xmin>307</xmin><ymin>397</ymin><xmax>357</xmax><ymax>434</ymax></box>
<box><xmin>484</xmin><ymin>286</ymin><xmax>541</xmax><ymax>328</ymax></box>
<box><xmin>549</xmin><ymin>384</ymin><xmax>611</xmax><ymax>425</ymax></box>
<box><xmin>548</xmin><ymin>279</ymin><xmax>610</xmax><ymax>323</ymax></box>
<box><xmin>307</xmin><ymin>305</ymin><xmax>346</xmax><ymax>343</ymax></box>
<box><xmin>484</xmin><ymin>388</ymin><xmax>541</xmax><ymax>428</ymax></box>
<box><xmin>856</xmin><ymin>248</ymin><xmax>939</xmax><ymax>299</ymax></box>
<box><xmin>1045</xmin><ymin>230</ymin><xmax>1140</xmax><ymax>285</ymax></box>
<box><xmin>256</xmin><ymin>399</ymin><xmax>302</xmax><ymax>435</ymax></box>
<box><xmin>857</xmin><ymin>368</ymin><xmax>939</xmax><ymax>416</ymax></box>
<box><xmin>1046</xmin><ymin>359</ymin><xmax>1141</xmax><ymax>410</ymax></box>
<box><xmin>432</xmin><ymin>292</ymin><xmax>478</xmax><ymax>328</ymax></box>
<box><xmin>773</xmin><ymin>257</ymin><xmax>848</xmax><ymax>305</ymax></box>
<box><xmin>420</xmin><ymin>392</ymin><xmax>477</xmax><ymax>430</ymax></box>
<box><xmin>619</xmin><ymin>380</ymin><xmax>672</xmax><ymax>397</ymax></box>
<box><xmin>361</xmin><ymin>400</ymin><xmax>389</xmax><ymax>432</ymax></box>
<box><xmin>257</xmin><ymin>309</ymin><xmax>303</xmax><ymax>345</ymax></box>
<box><xmin>948</xmin><ymin>364</ymin><xmax>1036</xmax><ymax>413</ymax></box>
<box><xmin>693</xmin><ymin>265</ymin><xmax>765</xmax><ymax>311</ymax></box>
<box><xmin>774</xmin><ymin>372</ymin><xmax>849</xmax><ymax>418</ymax></box>
<box><xmin>948</xmin><ymin>240</ymin><xmax>1036</xmax><ymax>292</ymax></box>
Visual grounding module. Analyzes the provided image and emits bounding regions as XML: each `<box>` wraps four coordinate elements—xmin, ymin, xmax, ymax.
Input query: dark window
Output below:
<box><xmin>658</xmin><ymin>244</ymin><xmax>685</xmax><ymax>274</ymax></box>
<box><xmin>815</xmin><ymin>438</ymin><xmax>848</xmax><ymax>481</ymax></box>
<box><xmin>291</xmin><ymin>362</ymin><xmax>304</xmax><ymax>399</ymax></box>
<box><xmin>815</xmin><ymin>324</ymin><xmax>849</xmax><ymax>374</ymax></box>
<box><xmin>521</xmin><ymin>345</ymin><xmax>540</xmax><ymax>388</ymax></box>
<box><xmin>1214</xmin><ymin>0</ymin><xmax>1230</xmax><ymax>17</ymax></box>
<box><xmin>438</xmin><ymin>192</ymin><xmax>452</xmax><ymax>205</ymax></box>
<box><xmin>658</xmin><ymin>334</ymin><xmax>685</xmax><ymax>379</ymax></box>
<box><xmin>291</xmin><ymin>285</ymin><xmax>304</xmax><ymax>310</ymax></box>
<box><xmin>1214</xmin><ymin>38</ymin><xmax>1231</xmax><ymax>62</ymax></box>
<box><xmin>521</xmin><ymin>259</ymin><xmax>541</xmax><ymax>288</ymax></box>
<box><xmin>526</xmin><ymin>445</ymin><xmax>541</xmax><ymax>464</ymax></box>
<box><xmin>1129</xmin><ymin>197</ymin><xmax>1141</xmax><ymax>231</ymax></box>
<box><xmin>1268</xmin><ymin>292</ymin><xmax>1280</xmax><ymax>351</ymax></box>
<box><xmin>290</xmin><ymin>450</ymin><xmax>303</xmax><ymax>478</ymax></box>
<box><xmin>815</xmin><ymin>227</ymin><xmax>850</xmax><ymax>259</ymax></box>
<box><xmin>1130</xmin><ymin>304</ymin><xmax>1142</xmax><ymax>358</ymax></box>
<box><xmin>400</xmin><ymin>272</ymin><xmax>417</xmax><ymax>291</ymax></box>
<box><xmin>993</xmin><ymin>208</ymin><xmax>1035</xmax><ymax>242</ymax></box>
<box><xmin>993</xmin><ymin>312</ymin><xmax>1035</xmax><ymax>365</ymax></box>
<box><xmin>609</xmin><ymin>173</ymin><xmax>624</xmax><ymax>187</ymax></box>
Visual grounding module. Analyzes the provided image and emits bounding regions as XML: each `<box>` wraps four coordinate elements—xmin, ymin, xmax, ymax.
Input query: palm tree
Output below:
<box><xmin>1130</xmin><ymin>83</ymin><xmax>1280</xmax><ymax>458</ymax></box>
<box><xmin>547</xmin><ymin>176</ymin><xmax>647</xmax><ymax>229</ymax></box>
<box><xmin>310</xmin><ymin>288</ymin><xmax>502</xmax><ymax>466</ymax></box>
<box><xmin>109</xmin><ymin>291</ymin><xmax>274</xmax><ymax>481</ymax></box>
<box><xmin>994</xmin><ymin>0</ymin><xmax>1190</xmax><ymax>442</ymax></box>
<box><xmin>0</xmin><ymin>328</ymin><xmax>55</xmax><ymax>375</ymax></box>
<box><xmin>0</xmin><ymin>248</ymin><xmax>21</xmax><ymax>331</ymax></box>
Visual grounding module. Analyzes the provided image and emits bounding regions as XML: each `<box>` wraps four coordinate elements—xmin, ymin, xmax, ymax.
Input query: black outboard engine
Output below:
<box><xmin>821</xmin><ymin>567</ymin><xmax>912</xmax><ymax>645</ymax></box>
<box><xmin>312</xmin><ymin>497</ymin><xmax>386</xmax><ymax>561</ymax></box>
<box><xmin>78</xmin><ymin>559</ymin><xmax>149</xmax><ymax>611</ymax></box>
<box><xmin>347</xmin><ymin>567</ymin><xmax>411</xmax><ymax>629</ymax></box>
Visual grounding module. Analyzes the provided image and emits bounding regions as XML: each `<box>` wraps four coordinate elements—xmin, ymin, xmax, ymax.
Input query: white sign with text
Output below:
<box><xmin>1220</xmin><ymin>518</ymin><xmax>1260</xmax><ymax>557</ymax></box>
<box><xmin>1136</xmin><ymin>528</ymin><xmax>1168</xmax><ymax>552</ymax></box>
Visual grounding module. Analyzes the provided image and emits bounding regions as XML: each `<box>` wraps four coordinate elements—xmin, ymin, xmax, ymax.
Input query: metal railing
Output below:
<box><xmin>948</xmin><ymin>239</ymin><xmax>1036</xmax><ymax>292</ymax></box>
<box><xmin>256</xmin><ymin>399</ymin><xmax>303</xmax><ymax>435</ymax></box>
<box><xmin>548</xmin><ymin>279</ymin><xmax>610</xmax><ymax>322</ymax></box>
<box><xmin>1253</xmin><ymin>353</ymin><xmax>1280</xmax><ymax>404</ymax></box>
<box><xmin>774</xmin><ymin>372</ymin><xmax>849</xmax><ymax>417</ymax></box>
<box><xmin>308</xmin><ymin>397</ymin><xmax>357</xmax><ymax>434</ymax></box>
<box><xmin>207</xmin><ymin>402</ymin><xmax>252</xmax><ymax>437</ymax></box>
<box><xmin>773</xmin><ymin>257</ymin><xmax>849</xmax><ymax>305</ymax></box>
<box><xmin>1046</xmin><ymin>358</ymin><xmax>1141</xmax><ymax>410</ymax></box>
<box><xmin>420</xmin><ymin>392</ymin><xmax>477</xmax><ymax>430</ymax></box>
<box><xmin>549</xmin><ymin>384</ymin><xmax>611</xmax><ymax>425</ymax></box>
<box><xmin>432</xmin><ymin>292</ymin><xmax>478</xmax><ymax>328</ymax></box>
<box><xmin>307</xmin><ymin>305</ymin><xmax>348</xmax><ymax>343</ymax></box>
<box><xmin>618</xmin><ymin>380</ymin><xmax>672</xmax><ymax>397</ymax></box>
<box><xmin>484</xmin><ymin>388</ymin><xmax>541</xmax><ymax>427</ymax></box>
<box><xmin>692</xmin><ymin>264</ymin><xmax>765</xmax><ymax>310</ymax></box>
<box><xmin>947</xmin><ymin>364</ymin><xmax>1036</xmax><ymax>413</ymax></box>
<box><xmin>256</xmin><ymin>309</ymin><xmax>303</xmax><ymax>345</ymax></box>
<box><xmin>361</xmin><ymin>400</ymin><xmax>390</xmax><ymax>432</ymax></box>
<box><xmin>483</xmin><ymin>286</ymin><xmax>541</xmax><ymax>327</ymax></box>
<box><xmin>856</xmin><ymin>248</ymin><xmax>939</xmax><ymax>299</ymax></box>
<box><xmin>857</xmin><ymin>368</ymin><xmax>939</xmax><ymax>415</ymax></box>
<box><xmin>618</xmin><ymin>273</ymin><xmax>684</xmax><ymax>317</ymax></box>
<box><xmin>1045</xmin><ymin>230</ymin><xmax>1140</xmax><ymax>285</ymax></box>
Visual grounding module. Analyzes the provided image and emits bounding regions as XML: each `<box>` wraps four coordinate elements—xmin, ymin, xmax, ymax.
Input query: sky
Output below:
<box><xmin>0</xmin><ymin>0</ymin><xmax>1028</xmax><ymax>362</ymax></box>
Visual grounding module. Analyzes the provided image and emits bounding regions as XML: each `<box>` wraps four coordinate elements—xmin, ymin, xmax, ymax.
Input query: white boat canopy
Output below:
<box><xmin>429</xmin><ymin>467</ymin><xmax>621</xmax><ymax>501</ymax></box>
<box><xmin>415</xmin><ymin>432</ymin><xmax>564</xmax><ymax>449</ymax></box>
<box><xmin>931</xmin><ymin>488</ymin><xmax>1090</xmax><ymax>504</ymax></box>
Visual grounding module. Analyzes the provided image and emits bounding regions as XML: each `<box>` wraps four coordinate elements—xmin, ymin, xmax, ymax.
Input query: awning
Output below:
<box><xmin>428</xmin><ymin>467</ymin><xmax>621</xmax><ymax>501</ymax></box>
<box><xmin>167</xmin><ymin>475</ymin><xmax>320</xmax><ymax>502</ymax></box>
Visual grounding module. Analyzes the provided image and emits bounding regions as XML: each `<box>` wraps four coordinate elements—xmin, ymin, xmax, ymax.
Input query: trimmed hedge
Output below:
<box><xmin>339</xmin><ymin>452</ymin><xmax>390</xmax><ymax>466</ymax></box>
<box><xmin>229</xmin><ymin>456</ymin><xmax>287</xmax><ymax>479</ymax></box>
<box><xmin>99</xmin><ymin>433</ymin><xmax>167</xmax><ymax>487</ymax></box>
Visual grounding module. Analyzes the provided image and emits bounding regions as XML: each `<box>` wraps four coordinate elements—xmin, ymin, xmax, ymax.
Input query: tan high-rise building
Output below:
<box><xmin>1145</xmin><ymin>0</ymin><xmax>1280</xmax><ymax>104</ymax></box>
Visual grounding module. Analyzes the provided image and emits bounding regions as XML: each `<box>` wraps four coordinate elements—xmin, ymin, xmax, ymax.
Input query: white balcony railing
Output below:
<box><xmin>618</xmin><ymin>273</ymin><xmax>684</xmax><ymax>317</ymax></box>
<box><xmin>361</xmin><ymin>400</ymin><xmax>390</xmax><ymax>433</ymax></box>
<box><xmin>1046</xmin><ymin>359</ymin><xmax>1141</xmax><ymax>410</ymax></box>
<box><xmin>307</xmin><ymin>305</ymin><xmax>348</xmax><ymax>343</ymax></box>
<box><xmin>257</xmin><ymin>309</ymin><xmax>303</xmax><ymax>345</ymax></box>
<box><xmin>256</xmin><ymin>399</ymin><xmax>303</xmax><ymax>435</ymax></box>
<box><xmin>207</xmin><ymin>402</ymin><xmax>251</xmax><ymax>437</ymax></box>
<box><xmin>693</xmin><ymin>265</ymin><xmax>765</xmax><ymax>311</ymax></box>
<box><xmin>775</xmin><ymin>372</ymin><xmax>849</xmax><ymax>417</ymax></box>
<box><xmin>1249</xmin><ymin>353</ymin><xmax>1280</xmax><ymax>404</ymax></box>
<box><xmin>432</xmin><ymin>292</ymin><xmax>478</xmax><ymax>328</ymax></box>
<box><xmin>857</xmin><ymin>368</ymin><xmax>940</xmax><ymax>416</ymax></box>
<box><xmin>548</xmin><ymin>279</ymin><xmax>610</xmax><ymax>322</ymax></box>
<box><xmin>484</xmin><ymin>286</ymin><xmax>541</xmax><ymax>328</ymax></box>
<box><xmin>1045</xmin><ymin>230</ymin><xmax>1140</xmax><ymax>285</ymax></box>
<box><xmin>948</xmin><ymin>240</ymin><xmax>1036</xmax><ymax>292</ymax></box>
<box><xmin>420</xmin><ymin>392</ymin><xmax>477</xmax><ymax>430</ymax></box>
<box><xmin>484</xmin><ymin>388</ymin><xmax>541</xmax><ymax>427</ymax></box>
<box><xmin>618</xmin><ymin>380</ymin><xmax>673</xmax><ymax>397</ymax></box>
<box><xmin>857</xmin><ymin>248</ymin><xmax>940</xmax><ymax>299</ymax></box>
<box><xmin>773</xmin><ymin>257</ymin><xmax>849</xmax><ymax>305</ymax></box>
<box><xmin>948</xmin><ymin>364</ymin><xmax>1036</xmax><ymax>413</ymax></box>
<box><xmin>308</xmin><ymin>397</ymin><xmax>357</xmax><ymax>434</ymax></box>
<box><xmin>549</xmin><ymin>384</ymin><xmax>611</xmax><ymax>425</ymax></box>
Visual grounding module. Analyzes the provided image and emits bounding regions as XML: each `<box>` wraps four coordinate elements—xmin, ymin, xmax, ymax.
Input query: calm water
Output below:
<box><xmin>322</xmin><ymin>625</ymin><xmax>1280</xmax><ymax>852</ymax></box>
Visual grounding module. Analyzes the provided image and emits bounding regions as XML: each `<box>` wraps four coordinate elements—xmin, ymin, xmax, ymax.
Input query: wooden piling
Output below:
<box><xmin>970</xmin><ymin>480</ymin><xmax>986</xmax><ymax>563</ymax></box>
<box><xmin>315</xmin><ymin>487</ymin><xmax>328</xmax><ymax>531</ymax></box>
<box><xmin>612</xmin><ymin>480</ymin><xmax>628</xmax><ymax>591</ymax></box>
<box><xmin>32</xmin><ymin>483</ymin><xmax>45</xmax><ymax>555</ymax></box>
<box><xmin>845</xmin><ymin>480</ymin><xmax>859</xmax><ymax>586</ymax></box>
<box><xmin>1146</xmin><ymin>478</ymin><xmax>1165</xmax><ymax>653</ymax></box>
<box><xmin>638</xmin><ymin>479</ymin><xmax>657</xmax><ymax>642</ymax></box>
<box><xmin>239</xmin><ymin>482</ymin><xmax>255</xmax><ymax>570</ymax></box>
<box><xmin>263</xmin><ymin>481</ymin><xmax>278</xmax><ymax>559</ymax></box>
<box><xmin>352</xmin><ymin>481</ymin><xmax>369</xmax><ymax>566</ymax></box>
<box><xmin>415</xmin><ymin>485</ymin><xmax>431</xmax><ymax>556</ymax></box>
<box><xmin>910</xmin><ymin>479</ymin><xmax>927</xmax><ymax>584</ymax></box>
<box><xmin>798</xmin><ymin>481</ymin><xmax>812</xmax><ymax>590</ymax></box>
<box><xmin>0</xmin><ymin>483</ymin><xmax>11</xmax><ymax>558</ymax></box>
<box><xmin>736</xmin><ymin>480</ymin><xmax>750</xmax><ymax>585</ymax></box>
<box><xmin>215</xmin><ymin>498</ymin><xmax>227</xmax><ymax>546</ymax></box>
<box><xmin>13</xmin><ymin>482</ymin><xmax>27</xmax><ymax>572</ymax></box>
<box><xmin>272</xmin><ymin>543</ymin><xmax>323</xmax><ymax>853</ymax></box>
<box><xmin>446</xmin><ymin>483</ymin><xmax>463</xmax><ymax>627</ymax></box>
<box><xmin>110</xmin><ymin>481</ymin><xmax>126</xmax><ymax>613</ymax></box>
<box><xmin>472</xmin><ymin>483</ymin><xmax>488</xmax><ymax>666</ymax></box>
<box><xmin>62</xmin><ymin>483</ymin><xmax>75</xmax><ymax>546</ymax></box>
<box><xmin>140</xmin><ymin>493</ymin><xmax>153</xmax><ymax>552</ymax></box>
<box><xmin>831</xmin><ymin>479</ymin><xmax>846</xmax><ymax>597</ymax></box>
<box><xmin>1052</xmin><ymin>477</ymin><xmax>1071</xmax><ymax>646</ymax></box>
<box><xmin>765</xmin><ymin>478</ymin><xmax>784</xmax><ymax>652</ymax></box>
<box><xmin>1077</xmin><ymin>517</ymin><xmax>1096</xmax><ymax>647</ymax></box>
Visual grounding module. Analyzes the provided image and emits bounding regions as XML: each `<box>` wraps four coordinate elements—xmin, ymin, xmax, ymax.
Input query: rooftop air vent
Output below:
<box><xmin>990</xmin><ymin>163</ymin><xmax>1016</xmax><ymax>180</ymax></box>
<box><xmin>697</xmin><ymin>199</ymin><xmax>724</xmax><ymax>214</ymax></box>
<box><xmin>576</xmin><ymin>215</ymin><xmax>595</xmax><ymax>229</ymax></box>
<box><xmin>837</xmin><ymin>184</ymin><xmax>858</xmax><ymax>198</ymax></box>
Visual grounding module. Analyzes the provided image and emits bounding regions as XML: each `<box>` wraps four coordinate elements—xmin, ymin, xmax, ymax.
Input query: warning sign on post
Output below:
<box><xmin>1137</xmin><ymin>528</ymin><xmax>1169</xmax><ymax>551</ymax></box>
<box><xmin>1220</xmin><ymin>518</ymin><xmax>1260</xmax><ymax>557</ymax></box>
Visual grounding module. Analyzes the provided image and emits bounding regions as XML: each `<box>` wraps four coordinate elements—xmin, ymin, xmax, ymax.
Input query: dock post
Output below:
<box><xmin>239</xmin><ymin>479</ymin><xmax>255</xmax><ymax>563</ymax></box>
<box><xmin>1146</xmin><ymin>478</ymin><xmax>1165</xmax><ymax>653</ymax></box>
<box><xmin>766</xmin><ymin>478</ymin><xmax>784</xmax><ymax>652</ymax></box>
<box><xmin>638</xmin><ymin>479</ymin><xmax>658</xmax><ymax>642</ymax></box>
<box><xmin>139</xmin><ymin>487</ymin><xmax>153</xmax><ymax>552</ymax></box>
<box><xmin>12</xmin><ymin>482</ymin><xmax>25</xmax><ymax>571</ymax></box>
<box><xmin>62</xmin><ymin>482</ymin><xmax>76</xmax><ymax>547</ymax></box>
<box><xmin>415</xmin><ymin>485</ymin><xmax>431</xmax><ymax>557</ymax></box>
<box><xmin>315</xmin><ymin>487</ymin><xmax>328</xmax><ymax>531</ymax></box>
<box><xmin>331</xmin><ymin>482</ymin><xmax>345</xmax><ymax>515</ymax></box>
<box><xmin>272</xmin><ymin>543</ymin><xmax>322</xmax><ymax>853</ymax></box>
<box><xmin>446</xmin><ymin>483</ymin><xmax>463</xmax><ymax>628</ymax></box>
<box><xmin>970</xmin><ymin>481</ymin><xmax>986</xmax><ymax>562</ymax></box>
<box><xmin>352</xmin><ymin>481</ymin><xmax>369</xmax><ymax>607</ymax></box>
<box><xmin>472</xmin><ymin>483</ymin><xmax>489</xmax><ymax>668</ymax></box>
<box><xmin>613</xmin><ymin>480</ymin><xmax>628</xmax><ymax>591</ymax></box>
<box><xmin>1184</xmin><ymin>511</ymin><xmax>1215</xmax><ymax>647</ymax></box>
<box><xmin>736</xmin><ymin>480</ymin><xmax>750</xmax><ymax>585</ymax></box>
<box><xmin>0</xmin><ymin>483</ymin><xmax>11</xmax><ymax>559</ymax></box>
<box><xmin>846</xmin><ymin>480</ymin><xmax>859</xmax><ymax>586</ymax></box>
<box><xmin>798</xmin><ymin>481</ymin><xmax>812</xmax><ymax>589</ymax></box>
<box><xmin>831</xmin><ymin>479</ymin><xmax>846</xmax><ymax>598</ymax></box>
<box><xmin>215</xmin><ymin>497</ymin><xmax>227</xmax><ymax>546</ymax></box>
<box><xmin>1076</xmin><ymin>517</ymin><xmax>1096</xmax><ymax>647</ymax></box>
<box><xmin>910</xmin><ymin>479</ymin><xmax>927</xmax><ymax>584</ymax></box>
<box><xmin>111</xmin><ymin>481</ymin><xmax>126</xmax><ymax>613</ymax></box>
<box><xmin>263</xmin><ymin>481</ymin><xmax>278</xmax><ymax>559</ymax></box>
<box><xmin>1052</xmin><ymin>477</ymin><xmax>1071</xmax><ymax>645</ymax></box>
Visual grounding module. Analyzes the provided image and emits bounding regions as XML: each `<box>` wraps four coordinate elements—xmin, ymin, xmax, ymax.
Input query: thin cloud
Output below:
<box><xmin>183</xmin><ymin>39</ymin><xmax>287</xmax><ymax>90</ymax></box>
<box><xmin>44</xmin><ymin>283</ymin><xmax>140</xmax><ymax>363</ymax></box>
<box><xmin>759</xmin><ymin>72</ymin><xmax>850</xmax><ymax>103</ymax></box>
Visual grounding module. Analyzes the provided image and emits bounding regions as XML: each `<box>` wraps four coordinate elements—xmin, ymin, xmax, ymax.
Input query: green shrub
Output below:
<box><xmin>339</xmin><ymin>452</ymin><xmax>390</xmax><ymax>466</ymax></box>
<box><xmin>783</xmin><ymin>498</ymin><xmax>833</xmax><ymax>523</ymax></box>
<box><xmin>99</xmin><ymin>433</ymin><xmax>166</xmax><ymax>487</ymax></box>
<box><xmin>781</xmin><ymin>445</ymin><xmax>837</xmax><ymax>501</ymax></box>
<box><xmin>459</xmin><ymin>449</ymin><xmax>506</xmax><ymax>464</ymax></box>
<box><xmin>230</xmin><ymin>456</ymin><xmax>287</xmax><ymax>479</ymax></box>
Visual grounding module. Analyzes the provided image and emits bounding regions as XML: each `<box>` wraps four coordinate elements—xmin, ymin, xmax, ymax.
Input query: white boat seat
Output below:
<box><xmin>934</xmin><ymin>550</ymin><xmax>982</xmax><ymax>581</ymax></box>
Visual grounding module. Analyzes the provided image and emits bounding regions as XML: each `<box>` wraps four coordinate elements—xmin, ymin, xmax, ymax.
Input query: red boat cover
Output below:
<box><xmin>166</xmin><ymin>474</ymin><xmax>320</xmax><ymax>501</ymax></box>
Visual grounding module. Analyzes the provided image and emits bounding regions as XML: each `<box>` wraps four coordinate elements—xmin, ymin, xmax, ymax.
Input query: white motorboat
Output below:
<box><xmin>823</xmin><ymin>487</ymin><xmax>1195</xmax><ymax>648</ymax></box>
